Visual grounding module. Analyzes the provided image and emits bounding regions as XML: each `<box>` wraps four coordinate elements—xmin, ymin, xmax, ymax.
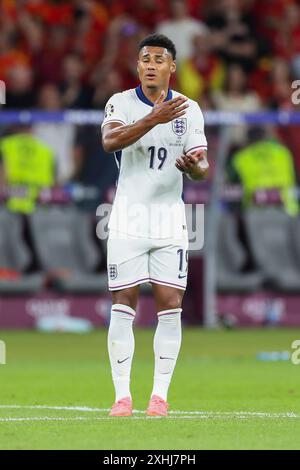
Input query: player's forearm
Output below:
<box><xmin>102</xmin><ymin>115</ymin><xmax>156</xmax><ymax>153</ymax></box>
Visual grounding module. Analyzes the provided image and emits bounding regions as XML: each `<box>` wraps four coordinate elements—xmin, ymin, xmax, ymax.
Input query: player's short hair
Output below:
<box><xmin>138</xmin><ymin>34</ymin><xmax>176</xmax><ymax>60</ymax></box>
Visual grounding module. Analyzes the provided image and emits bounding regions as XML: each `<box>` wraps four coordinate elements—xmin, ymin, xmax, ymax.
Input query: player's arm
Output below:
<box><xmin>175</xmin><ymin>149</ymin><xmax>209</xmax><ymax>181</ymax></box>
<box><xmin>102</xmin><ymin>92</ymin><xmax>189</xmax><ymax>153</ymax></box>
<box><xmin>176</xmin><ymin>101</ymin><xmax>208</xmax><ymax>180</ymax></box>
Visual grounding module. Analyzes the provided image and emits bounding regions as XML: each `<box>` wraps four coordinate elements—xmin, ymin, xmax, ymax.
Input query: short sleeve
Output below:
<box><xmin>101</xmin><ymin>93</ymin><xmax>128</xmax><ymax>129</ymax></box>
<box><xmin>184</xmin><ymin>102</ymin><xmax>207</xmax><ymax>154</ymax></box>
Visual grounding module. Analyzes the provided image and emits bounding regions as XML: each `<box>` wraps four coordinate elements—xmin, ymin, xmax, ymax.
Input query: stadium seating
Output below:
<box><xmin>0</xmin><ymin>209</ymin><xmax>44</xmax><ymax>294</ymax></box>
<box><xmin>216</xmin><ymin>210</ymin><xmax>264</xmax><ymax>292</ymax></box>
<box><xmin>244</xmin><ymin>208</ymin><xmax>300</xmax><ymax>292</ymax></box>
<box><xmin>28</xmin><ymin>206</ymin><xmax>107</xmax><ymax>294</ymax></box>
<box><xmin>292</xmin><ymin>216</ymin><xmax>300</xmax><ymax>269</ymax></box>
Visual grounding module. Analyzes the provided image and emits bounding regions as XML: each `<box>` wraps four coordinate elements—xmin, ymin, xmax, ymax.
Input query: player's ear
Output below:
<box><xmin>170</xmin><ymin>61</ymin><xmax>176</xmax><ymax>74</ymax></box>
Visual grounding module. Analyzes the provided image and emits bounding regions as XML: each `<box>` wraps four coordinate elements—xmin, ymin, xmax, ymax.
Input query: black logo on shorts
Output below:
<box><xmin>109</xmin><ymin>264</ymin><xmax>118</xmax><ymax>280</ymax></box>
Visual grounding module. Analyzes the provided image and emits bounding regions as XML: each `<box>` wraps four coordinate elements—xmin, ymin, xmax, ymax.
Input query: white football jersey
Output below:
<box><xmin>101</xmin><ymin>85</ymin><xmax>207</xmax><ymax>239</ymax></box>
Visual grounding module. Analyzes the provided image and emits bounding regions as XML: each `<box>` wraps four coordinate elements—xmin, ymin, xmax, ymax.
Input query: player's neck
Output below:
<box><xmin>141</xmin><ymin>84</ymin><xmax>169</xmax><ymax>105</ymax></box>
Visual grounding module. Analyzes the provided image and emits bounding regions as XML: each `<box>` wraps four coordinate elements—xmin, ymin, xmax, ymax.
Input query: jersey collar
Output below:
<box><xmin>135</xmin><ymin>84</ymin><xmax>172</xmax><ymax>107</ymax></box>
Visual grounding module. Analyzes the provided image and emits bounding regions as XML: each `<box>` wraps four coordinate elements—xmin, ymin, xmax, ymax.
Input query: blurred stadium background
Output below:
<box><xmin>2</xmin><ymin>0</ymin><xmax>300</xmax><ymax>451</ymax></box>
<box><xmin>1</xmin><ymin>0</ymin><xmax>300</xmax><ymax>330</ymax></box>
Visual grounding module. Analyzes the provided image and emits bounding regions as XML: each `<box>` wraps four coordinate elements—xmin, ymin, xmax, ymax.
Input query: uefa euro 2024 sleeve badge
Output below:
<box><xmin>105</xmin><ymin>103</ymin><xmax>114</xmax><ymax>119</ymax></box>
<box><xmin>172</xmin><ymin>118</ymin><xmax>187</xmax><ymax>136</ymax></box>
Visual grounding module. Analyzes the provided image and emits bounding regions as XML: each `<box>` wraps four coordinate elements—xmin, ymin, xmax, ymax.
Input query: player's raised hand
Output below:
<box><xmin>150</xmin><ymin>94</ymin><xmax>189</xmax><ymax>125</ymax></box>
<box><xmin>154</xmin><ymin>90</ymin><xmax>166</xmax><ymax>104</ymax></box>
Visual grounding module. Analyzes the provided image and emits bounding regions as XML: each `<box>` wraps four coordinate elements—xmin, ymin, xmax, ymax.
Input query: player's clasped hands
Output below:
<box><xmin>175</xmin><ymin>153</ymin><xmax>199</xmax><ymax>173</ymax></box>
<box><xmin>175</xmin><ymin>149</ymin><xmax>209</xmax><ymax>178</ymax></box>
<box><xmin>150</xmin><ymin>91</ymin><xmax>189</xmax><ymax>125</ymax></box>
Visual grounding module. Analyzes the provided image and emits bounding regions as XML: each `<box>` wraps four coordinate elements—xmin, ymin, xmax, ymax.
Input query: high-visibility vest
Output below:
<box><xmin>0</xmin><ymin>133</ymin><xmax>54</xmax><ymax>213</ymax></box>
<box><xmin>232</xmin><ymin>140</ymin><xmax>298</xmax><ymax>216</ymax></box>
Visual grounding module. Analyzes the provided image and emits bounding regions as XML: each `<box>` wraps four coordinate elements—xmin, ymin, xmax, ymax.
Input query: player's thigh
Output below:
<box><xmin>149</xmin><ymin>237</ymin><xmax>189</xmax><ymax>292</ymax></box>
<box><xmin>111</xmin><ymin>285</ymin><xmax>140</xmax><ymax>311</ymax></box>
<box><xmin>107</xmin><ymin>230</ymin><xmax>150</xmax><ymax>292</ymax></box>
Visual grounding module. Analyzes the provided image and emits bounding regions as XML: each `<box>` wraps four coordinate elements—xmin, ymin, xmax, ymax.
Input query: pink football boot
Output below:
<box><xmin>109</xmin><ymin>397</ymin><xmax>132</xmax><ymax>417</ymax></box>
<box><xmin>146</xmin><ymin>395</ymin><xmax>169</xmax><ymax>417</ymax></box>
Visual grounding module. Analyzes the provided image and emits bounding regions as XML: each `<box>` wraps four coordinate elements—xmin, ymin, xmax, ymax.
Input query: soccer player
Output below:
<box><xmin>101</xmin><ymin>34</ymin><xmax>208</xmax><ymax>417</ymax></box>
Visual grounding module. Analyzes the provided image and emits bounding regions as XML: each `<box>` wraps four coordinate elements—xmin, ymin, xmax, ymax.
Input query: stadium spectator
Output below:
<box><xmin>32</xmin><ymin>84</ymin><xmax>77</xmax><ymax>184</ymax></box>
<box><xmin>177</xmin><ymin>30</ymin><xmax>225</xmax><ymax>103</ymax></box>
<box><xmin>156</xmin><ymin>0</ymin><xmax>208</xmax><ymax>62</ymax></box>
<box><xmin>268</xmin><ymin>57</ymin><xmax>300</xmax><ymax>178</ymax></box>
<box><xmin>271</xmin><ymin>2</ymin><xmax>300</xmax><ymax>77</ymax></box>
<box><xmin>59</xmin><ymin>52</ymin><xmax>93</xmax><ymax>109</ymax></box>
<box><xmin>5</xmin><ymin>64</ymin><xmax>35</xmax><ymax>109</ymax></box>
<box><xmin>212</xmin><ymin>64</ymin><xmax>261</xmax><ymax>147</ymax></box>
<box><xmin>0</xmin><ymin>19</ymin><xmax>29</xmax><ymax>84</ymax></box>
<box><xmin>205</xmin><ymin>0</ymin><xmax>263</xmax><ymax>72</ymax></box>
<box><xmin>268</xmin><ymin>57</ymin><xmax>293</xmax><ymax>110</ymax></box>
<box><xmin>31</xmin><ymin>25</ymin><xmax>70</xmax><ymax>86</ymax></box>
<box><xmin>92</xmin><ymin>69</ymin><xmax>122</xmax><ymax>109</ymax></box>
<box><xmin>95</xmin><ymin>15</ymin><xmax>148</xmax><ymax>91</ymax></box>
<box><xmin>70</xmin><ymin>0</ymin><xmax>109</xmax><ymax>72</ymax></box>
<box><xmin>125</xmin><ymin>0</ymin><xmax>168</xmax><ymax>30</ymax></box>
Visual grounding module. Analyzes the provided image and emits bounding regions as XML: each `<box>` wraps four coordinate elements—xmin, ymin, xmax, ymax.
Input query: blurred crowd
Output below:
<box><xmin>1</xmin><ymin>0</ymin><xmax>300</xmax><ymax>213</ymax></box>
<box><xmin>0</xmin><ymin>0</ymin><xmax>300</xmax><ymax>113</ymax></box>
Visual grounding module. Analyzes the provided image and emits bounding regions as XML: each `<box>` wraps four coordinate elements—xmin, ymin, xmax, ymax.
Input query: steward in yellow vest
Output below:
<box><xmin>0</xmin><ymin>128</ymin><xmax>54</xmax><ymax>213</ymax></box>
<box><xmin>230</xmin><ymin>128</ymin><xmax>298</xmax><ymax>216</ymax></box>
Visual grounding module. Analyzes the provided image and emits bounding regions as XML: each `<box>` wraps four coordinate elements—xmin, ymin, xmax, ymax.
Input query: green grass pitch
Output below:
<box><xmin>0</xmin><ymin>327</ymin><xmax>300</xmax><ymax>450</ymax></box>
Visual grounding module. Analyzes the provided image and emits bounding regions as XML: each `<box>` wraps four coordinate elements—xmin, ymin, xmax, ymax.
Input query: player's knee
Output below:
<box><xmin>157</xmin><ymin>295</ymin><xmax>183</xmax><ymax>312</ymax></box>
<box><xmin>112</xmin><ymin>290</ymin><xmax>138</xmax><ymax>311</ymax></box>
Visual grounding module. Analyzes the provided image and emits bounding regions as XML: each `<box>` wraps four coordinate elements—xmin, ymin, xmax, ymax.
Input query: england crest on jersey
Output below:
<box><xmin>172</xmin><ymin>118</ymin><xmax>187</xmax><ymax>136</ymax></box>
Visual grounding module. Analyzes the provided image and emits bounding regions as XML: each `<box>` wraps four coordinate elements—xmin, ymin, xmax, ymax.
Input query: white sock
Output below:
<box><xmin>107</xmin><ymin>303</ymin><xmax>135</xmax><ymax>402</ymax></box>
<box><xmin>151</xmin><ymin>308</ymin><xmax>182</xmax><ymax>402</ymax></box>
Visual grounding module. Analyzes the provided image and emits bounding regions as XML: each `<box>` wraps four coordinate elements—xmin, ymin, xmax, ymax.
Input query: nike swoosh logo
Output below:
<box><xmin>117</xmin><ymin>357</ymin><xmax>130</xmax><ymax>364</ymax></box>
<box><xmin>160</xmin><ymin>356</ymin><xmax>175</xmax><ymax>360</ymax></box>
<box><xmin>178</xmin><ymin>274</ymin><xmax>187</xmax><ymax>279</ymax></box>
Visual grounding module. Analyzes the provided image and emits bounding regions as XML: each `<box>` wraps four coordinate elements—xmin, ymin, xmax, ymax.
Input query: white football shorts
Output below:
<box><xmin>107</xmin><ymin>229</ymin><xmax>189</xmax><ymax>291</ymax></box>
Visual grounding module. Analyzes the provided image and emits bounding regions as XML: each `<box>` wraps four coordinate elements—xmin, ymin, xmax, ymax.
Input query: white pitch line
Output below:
<box><xmin>0</xmin><ymin>405</ymin><xmax>109</xmax><ymax>412</ymax></box>
<box><xmin>0</xmin><ymin>405</ymin><xmax>299</xmax><ymax>421</ymax></box>
<box><xmin>0</xmin><ymin>414</ymin><xmax>300</xmax><ymax>423</ymax></box>
<box><xmin>0</xmin><ymin>416</ymin><xmax>212</xmax><ymax>422</ymax></box>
